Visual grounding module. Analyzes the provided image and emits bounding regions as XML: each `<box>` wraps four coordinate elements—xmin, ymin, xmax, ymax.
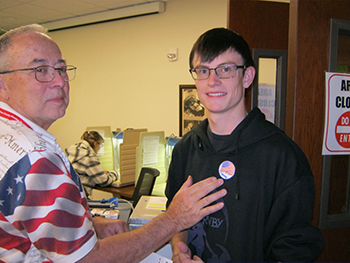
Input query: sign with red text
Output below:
<box><xmin>323</xmin><ymin>72</ymin><xmax>350</xmax><ymax>155</ymax></box>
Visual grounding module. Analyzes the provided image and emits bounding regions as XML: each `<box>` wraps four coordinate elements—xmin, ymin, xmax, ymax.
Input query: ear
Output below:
<box><xmin>0</xmin><ymin>75</ymin><xmax>10</xmax><ymax>101</ymax></box>
<box><xmin>243</xmin><ymin>66</ymin><xmax>256</xmax><ymax>89</ymax></box>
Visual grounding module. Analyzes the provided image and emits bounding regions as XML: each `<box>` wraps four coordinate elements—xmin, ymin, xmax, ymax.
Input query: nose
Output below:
<box><xmin>51</xmin><ymin>70</ymin><xmax>67</xmax><ymax>88</ymax></box>
<box><xmin>207</xmin><ymin>69</ymin><xmax>221</xmax><ymax>86</ymax></box>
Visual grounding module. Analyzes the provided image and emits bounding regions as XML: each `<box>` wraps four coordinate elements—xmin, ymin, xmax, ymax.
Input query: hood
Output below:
<box><xmin>192</xmin><ymin>107</ymin><xmax>282</xmax><ymax>154</ymax></box>
<box><xmin>190</xmin><ymin>107</ymin><xmax>283</xmax><ymax>201</ymax></box>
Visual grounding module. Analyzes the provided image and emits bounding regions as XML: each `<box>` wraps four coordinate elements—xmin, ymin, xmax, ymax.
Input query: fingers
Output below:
<box><xmin>189</xmin><ymin>177</ymin><xmax>225</xmax><ymax>202</ymax></box>
<box><xmin>177</xmin><ymin>241</ymin><xmax>191</xmax><ymax>255</ymax></box>
<box><xmin>177</xmin><ymin>175</ymin><xmax>193</xmax><ymax>191</ymax></box>
<box><xmin>185</xmin><ymin>176</ymin><xmax>221</xmax><ymax>196</ymax></box>
<box><xmin>176</xmin><ymin>241</ymin><xmax>191</xmax><ymax>262</ymax></box>
<box><xmin>192</xmin><ymin>255</ymin><xmax>204</xmax><ymax>262</ymax></box>
<box><xmin>171</xmin><ymin>241</ymin><xmax>191</xmax><ymax>263</ymax></box>
<box><xmin>167</xmin><ymin>176</ymin><xmax>227</xmax><ymax>231</ymax></box>
<box><xmin>175</xmin><ymin>176</ymin><xmax>224</xmax><ymax>205</ymax></box>
<box><xmin>119</xmin><ymin>220</ymin><xmax>130</xmax><ymax>233</ymax></box>
<box><xmin>182</xmin><ymin>176</ymin><xmax>226</xmax><ymax>214</ymax></box>
<box><xmin>198</xmin><ymin>198</ymin><xmax>225</xmax><ymax>218</ymax></box>
<box><xmin>178</xmin><ymin>253</ymin><xmax>191</xmax><ymax>262</ymax></box>
<box><xmin>187</xmin><ymin>188</ymin><xmax>226</xmax><ymax>221</ymax></box>
<box><xmin>178</xmin><ymin>252</ymin><xmax>204</xmax><ymax>263</ymax></box>
<box><xmin>110</xmin><ymin>220</ymin><xmax>129</xmax><ymax>235</ymax></box>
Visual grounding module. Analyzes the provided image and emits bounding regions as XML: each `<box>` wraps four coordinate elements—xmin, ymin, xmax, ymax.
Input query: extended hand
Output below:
<box><xmin>166</xmin><ymin>176</ymin><xmax>226</xmax><ymax>231</ymax></box>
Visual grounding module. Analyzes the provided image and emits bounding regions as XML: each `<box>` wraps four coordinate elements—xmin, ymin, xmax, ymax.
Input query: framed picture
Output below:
<box><xmin>179</xmin><ymin>85</ymin><xmax>206</xmax><ymax>136</ymax></box>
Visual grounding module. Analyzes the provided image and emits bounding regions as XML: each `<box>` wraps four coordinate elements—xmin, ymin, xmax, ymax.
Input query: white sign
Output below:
<box><xmin>142</xmin><ymin>136</ymin><xmax>159</xmax><ymax>165</ymax></box>
<box><xmin>323</xmin><ymin>72</ymin><xmax>350</xmax><ymax>155</ymax></box>
<box><xmin>258</xmin><ymin>84</ymin><xmax>276</xmax><ymax>123</ymax></box>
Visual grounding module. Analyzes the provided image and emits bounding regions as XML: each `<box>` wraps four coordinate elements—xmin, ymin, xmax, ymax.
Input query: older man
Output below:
<box><xmin>0</xmin><ymin>24</ymin><xmax>226</xmax><ymax>262</ymax></box>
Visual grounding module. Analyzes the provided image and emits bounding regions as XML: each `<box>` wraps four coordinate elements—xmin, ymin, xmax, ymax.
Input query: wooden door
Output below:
<box><xmin>228</xmin><ymin>0</ymin><xmax>350</xmax><ymax>261</ymax></box>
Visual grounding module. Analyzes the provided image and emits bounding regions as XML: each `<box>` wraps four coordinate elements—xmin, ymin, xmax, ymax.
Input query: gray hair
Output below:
<box><xmin>0</xmin><ymin>24</ymin><xmax>48</xmax><ymax>70</ymax></box>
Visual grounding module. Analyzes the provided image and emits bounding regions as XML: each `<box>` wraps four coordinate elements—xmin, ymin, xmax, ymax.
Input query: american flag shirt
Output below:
<box><xmin>0</xmin><ymin>102</ymin><xmax>97</xmax><ymax>262</ymax></box>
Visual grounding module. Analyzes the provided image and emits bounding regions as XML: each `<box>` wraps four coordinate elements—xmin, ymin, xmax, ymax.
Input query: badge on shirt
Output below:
<box><xmin>218</xmin><ymin>161</ymin><xmax>235</xmax><ymax>180</ymax></box>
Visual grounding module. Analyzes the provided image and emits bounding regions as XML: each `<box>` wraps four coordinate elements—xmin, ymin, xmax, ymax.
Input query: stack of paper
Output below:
<box><xmin>129</xmin><ymin>196</ymin><xmax>167</xmax><ymax>230</ymax></box>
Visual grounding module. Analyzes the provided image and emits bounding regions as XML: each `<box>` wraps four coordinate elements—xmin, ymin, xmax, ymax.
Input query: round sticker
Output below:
<box><xmin>218</xmin><ymin>161</ymin><xmax>235</xmax><ymax>180</ymax></box>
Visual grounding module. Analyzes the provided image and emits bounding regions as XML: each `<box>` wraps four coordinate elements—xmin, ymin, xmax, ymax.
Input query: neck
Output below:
<box><xmin>208</xmin><ymin>109</ymin><xmax>248</xmax><ymax>135</ymax></box>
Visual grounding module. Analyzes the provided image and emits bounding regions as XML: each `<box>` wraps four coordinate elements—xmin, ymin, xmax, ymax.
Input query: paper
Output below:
<box><xmin>140</xmin><ymin>252</ymin><xmax>172</xmax><ymax>263</ymax></box>
<box><xmin>146</xmin><ymin>196</ymin><xmax>167</xmax><ymax>210</ymax></box>
<box><xmin>129</xmin><ymin>196</ymin><xmax>167</xmax><ymax>227</ymax></box>
<box><xmin>142</xmin><ymin>136</ymin><xmax>159</xmax><ymax>165</ymax></box>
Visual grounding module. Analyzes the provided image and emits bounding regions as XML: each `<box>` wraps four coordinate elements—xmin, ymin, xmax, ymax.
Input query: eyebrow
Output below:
<box><xmin>30</xmin><ymin>58</ymin><xmax>67</xmax><ymax>65</ymax></box>
<box><xmin>195</xmin><ymin>62</ymin><xmax>238</xmax><ymax>68</ymax></box>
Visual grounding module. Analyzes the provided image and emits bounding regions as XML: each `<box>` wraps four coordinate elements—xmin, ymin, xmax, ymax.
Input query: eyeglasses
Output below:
<box><xmin>0</xmin><ymin>65</ymin><xmax>77</xmax><ymax>83</ymax></box>
<box><xmin>189</xmin><ymin>64</ymin><xmax>246</xmax><ymax>80</ymax></box>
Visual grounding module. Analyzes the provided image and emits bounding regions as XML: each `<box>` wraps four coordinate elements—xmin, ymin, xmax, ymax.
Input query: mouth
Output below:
<box><xmin>207</xmin><ymin>92</ymin><xmax>226</xmax><ymax>97</ymax></box>
<box><xmin>49</xmin><ymin>96</ymin><xmax>66</xmax><ymax>103</ymax></box>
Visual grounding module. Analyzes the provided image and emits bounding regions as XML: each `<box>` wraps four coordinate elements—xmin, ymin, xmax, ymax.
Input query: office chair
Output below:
<box><xmin>131</xmin><ymin>167</ymin><xmax>160</xmax><ymax>206</ymax></box>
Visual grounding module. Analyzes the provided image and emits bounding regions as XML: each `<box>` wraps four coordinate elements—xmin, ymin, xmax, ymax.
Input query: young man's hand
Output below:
<box><xmin>173</xmin><ymin>241</ymin><xmax>203</xmax><ymax>263</ymax></box>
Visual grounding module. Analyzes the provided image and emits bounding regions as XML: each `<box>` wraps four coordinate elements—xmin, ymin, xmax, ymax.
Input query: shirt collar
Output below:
<box><xmin>0</xmin><ymin>101</ymin><xmax>56</xmax><ymax>142</ymax></box>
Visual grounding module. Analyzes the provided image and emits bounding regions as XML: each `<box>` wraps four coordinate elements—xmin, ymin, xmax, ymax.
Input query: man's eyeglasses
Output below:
<box><xmin>189</xmin><ymin>64</ymin><xmax>246</xmax><ymax>80</ymax></box>
<box><xmin>0</xmin><ymin>65</ymin><xmax>77</xmax><ymax>83</ymax></box>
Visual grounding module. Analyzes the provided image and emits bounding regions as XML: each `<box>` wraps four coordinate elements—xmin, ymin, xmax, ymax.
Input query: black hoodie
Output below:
<box><xmin>166</xmin><ymin>107</ymin><xmax>323</xmax><ymax>262</ymax></box>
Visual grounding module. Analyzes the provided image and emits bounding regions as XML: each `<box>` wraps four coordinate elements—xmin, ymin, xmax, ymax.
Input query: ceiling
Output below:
<box><xmin>0</xmin><ymin>0</ymin><xmax>171</xmax><ymax>32</ymax></box>
<box><xmin>0</xmin><ymin>0</ymin><xmax>290</xmax><ymax>33</ymax></box>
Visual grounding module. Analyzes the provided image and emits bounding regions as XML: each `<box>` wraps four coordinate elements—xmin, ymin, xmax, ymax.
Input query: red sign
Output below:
<box><xmin>335</xmin><ymin>111</ymin><xmax>350</xmax><ymax>148</ymax></box>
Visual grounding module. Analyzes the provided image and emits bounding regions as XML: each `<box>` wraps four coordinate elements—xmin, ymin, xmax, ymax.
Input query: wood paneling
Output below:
<box><xmin>228</xmin><ymin>0</ymin><xmax>289</xmax><ymax>50</ymax></box>
<box><xmin>229</xmin><ymin>0</ymin><xmax>350</xmax><ymax>261</ymax></box>
<box><xmin>289</xmin><ymin>0</ymin><xmax>350</xmax><ymax>261</ymax></box>
<box><xmin>288</xmin><ymin>0</ymin><xmax>330</xmax><ymax>225</ymax></box>
<box><xmin>228</xmin><ymin>0</ymin><xmax>289</xmax><ymax>110</ymax></box>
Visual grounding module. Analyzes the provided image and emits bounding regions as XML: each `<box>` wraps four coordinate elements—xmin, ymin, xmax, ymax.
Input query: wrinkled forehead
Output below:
<box><xmin>7</xmin><ymin>32</ymin><xmax>64</xmax><ymax>67</ymax></box>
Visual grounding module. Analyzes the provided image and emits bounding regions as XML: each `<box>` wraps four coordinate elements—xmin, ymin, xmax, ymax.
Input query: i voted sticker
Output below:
<box><xmin>218</xmin><ymin>161</ymin><xmax>235</xmax><ymax>180</ymax></box>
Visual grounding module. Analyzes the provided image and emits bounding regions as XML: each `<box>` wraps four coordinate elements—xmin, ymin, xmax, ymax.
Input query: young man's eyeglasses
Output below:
<box><xmin>189</xmin><ymin>64</ymin><xmax>246</xmax><ymax>80</ymax></box>
<box><xmin>0</xmin><ymin>65</ymin><xmax>77</xmax><ymax>83</ymax></box>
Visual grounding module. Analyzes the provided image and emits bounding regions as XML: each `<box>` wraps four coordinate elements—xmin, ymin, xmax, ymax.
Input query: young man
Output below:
<box><xmin>0</xmin><ymin>24</ymin><xmax>227</xmax><ymax>262</ymax></box>
<box><xmin>166</xmin><ymin>28</ymin><xmax>324</xmax><ymax>262</ymax></box>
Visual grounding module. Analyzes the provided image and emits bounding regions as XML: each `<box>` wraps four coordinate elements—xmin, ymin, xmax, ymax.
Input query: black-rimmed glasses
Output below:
<box><xmin>0</xmin><ymin>65</ymin><xmax>77</xmax><ymax>83</ymax></box>
<box><xmin>189</xmin><ymin>64</ymin><xmax>246</xmax><ymax>80</ymax></box>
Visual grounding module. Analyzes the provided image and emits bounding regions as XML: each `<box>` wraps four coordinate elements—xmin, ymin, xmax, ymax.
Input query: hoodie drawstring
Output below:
<box><xmin>235</xmin><ymin>129</ymin><xmax>241</xmax><ymax>200</ymax></box>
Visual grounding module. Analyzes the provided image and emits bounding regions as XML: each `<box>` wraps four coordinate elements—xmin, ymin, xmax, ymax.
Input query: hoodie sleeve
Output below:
<box><xmin>264</xmin><ymin>146</ymin><xmax>324</xmax><ymax>262</ymax></box>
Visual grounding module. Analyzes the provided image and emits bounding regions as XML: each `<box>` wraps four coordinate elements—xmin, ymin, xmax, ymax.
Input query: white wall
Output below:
<box><xmin>48</xmin><ymin>0</ymin><xmax>228</xmax><ymax>150</ymax></box>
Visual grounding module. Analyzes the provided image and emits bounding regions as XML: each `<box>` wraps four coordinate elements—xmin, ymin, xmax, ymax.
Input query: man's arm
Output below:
<box><xmin>79</xmin><ymin>176</ymin><xmax>226</xmax><ymax>263</ymax></box>
<box><xmin>92</xmin><ymin>216</ymin><xmax>129</xmax><ymax>239</ymax></box>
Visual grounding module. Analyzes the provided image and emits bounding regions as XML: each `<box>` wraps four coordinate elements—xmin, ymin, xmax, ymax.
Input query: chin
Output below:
<box><xmin>49</xmin><ymin>108</ymin><xmax>67</xmax><ymax>121</ymax></box>
<box><xmin>57</xmin><ymin>110</ymin><xmax>67</xmax><ymax>119</ymax></box>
